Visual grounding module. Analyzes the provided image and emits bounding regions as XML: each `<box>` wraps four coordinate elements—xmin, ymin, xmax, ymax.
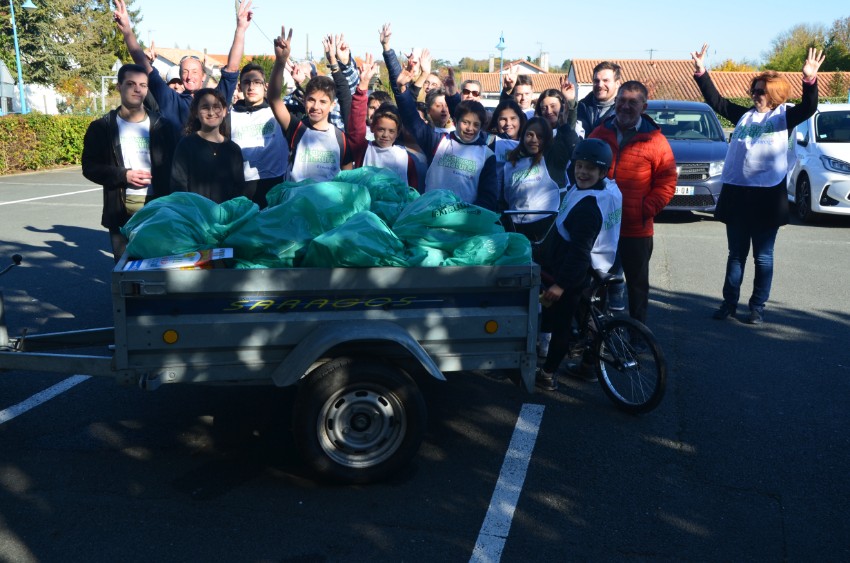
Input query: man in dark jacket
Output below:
<box><xmin>577</xmin><ymin>61</ymin><xmax>622</xmax><ymax>137</ymax></box>
<box><xmin>82</xmin><ymin>64</ymin><xmax>179</xmax><ymax>262</ymax></box>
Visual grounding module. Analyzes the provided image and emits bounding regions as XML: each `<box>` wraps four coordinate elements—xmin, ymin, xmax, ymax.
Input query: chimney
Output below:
<box><xmin>489</xmin><ymin>56</ymin><xmax>495</xmax><ymax>73</ymax></box>
<box><xmin>540</xmin><ymin>52</ymin><xmax>549</xmax><ymax>72</ymax></box>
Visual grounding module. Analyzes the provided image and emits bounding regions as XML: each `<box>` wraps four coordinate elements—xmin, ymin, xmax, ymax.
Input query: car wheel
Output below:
<box><xmin>796</xmin><ymin>175</ymin><xmax>817</xmax><ymax>223</ymax></box>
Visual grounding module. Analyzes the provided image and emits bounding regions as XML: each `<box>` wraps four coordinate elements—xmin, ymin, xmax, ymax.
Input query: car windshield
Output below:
<box><xmin>646</xmin><ymin>109</ymin><xmax>725</xmax><ymax>141</ymax></box>
<box><xmin>815</xmin><ymin>110</ymin><xmax>850</xmax><ymax>143</ymax></box>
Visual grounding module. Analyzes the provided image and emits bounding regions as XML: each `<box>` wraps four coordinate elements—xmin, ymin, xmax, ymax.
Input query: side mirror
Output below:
<box><xmin>796</xmin><ymin>130</ymin><xmax>807</xmax><ymax>146</ymax></box>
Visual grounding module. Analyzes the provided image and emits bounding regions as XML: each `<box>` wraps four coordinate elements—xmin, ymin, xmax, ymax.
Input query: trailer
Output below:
<box><xmin>0</xmin><ymin>257</ymin><xmax>540</xmax><ymax>483</ymax></box>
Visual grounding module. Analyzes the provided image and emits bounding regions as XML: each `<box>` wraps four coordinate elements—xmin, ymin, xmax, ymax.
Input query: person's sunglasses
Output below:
<box><xmin>180</xmin><ymin>55</ymin><xmax>201</xmax><ymax>63</ymax></box>
<box><xmin>462</xmin><ymin>88</ymin><xmax>481</xmax><ymax>97</ymax></box>
<box><xmin>750</xmin><ymin>87</ymin><xmax>766</xmax><ymax>97</ymax></box>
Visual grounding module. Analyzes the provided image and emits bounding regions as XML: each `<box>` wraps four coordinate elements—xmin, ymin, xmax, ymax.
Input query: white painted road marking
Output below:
<box><xmin>0</xmin><ymin>375</ymin><xmax>91</xmax><ymax>424</ymax></box>
<box><xmin>469</xmin><ymin>403</ymin><xmax>545</xmax><ymax>563</ymax></box>
<box><xmin>0</xmin><ymin>188</ymin><xmax>100</xmax><ymax>206</ymax></box>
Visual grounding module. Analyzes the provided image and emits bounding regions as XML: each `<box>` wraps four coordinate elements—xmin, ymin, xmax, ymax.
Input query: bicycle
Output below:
<box><xmin>503</xmin><ymin>210</ymin><xmax>666</xmax><ymax>414</ymax></box>
<box><xmin>567</xmin><ymin>269</ymin><xmax>667</xmax><ymax>414</ymax></box>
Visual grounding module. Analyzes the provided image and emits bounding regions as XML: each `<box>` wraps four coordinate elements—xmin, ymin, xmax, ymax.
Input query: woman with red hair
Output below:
<box><xmin>691</xmin><ymin>43</ymin><xmax>825</xmax><ymax>325</ymax></box>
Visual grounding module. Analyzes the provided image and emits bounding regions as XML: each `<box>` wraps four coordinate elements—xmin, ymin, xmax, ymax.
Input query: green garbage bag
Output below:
<box><xmin>221</xmin><ymin>204</ymin><xmax>311</xmax><ymax>268</ymax></box>
<box><xmin>392</xmin><ymin>190</ymin><xmax>504</xmax><ymax>252</ymax></box>
<box><xmin>301</xmin><ymin>211</ymin><xmax>411</xmax><ymax>267</ymax></box>
<box><xmin>335</xmin><ymin>167</ymin><xmax>419</xmax><ymax>224</ymax></box>
<box><xmin>442</xmin><ymin>233</ymin><xmax>532</xmax><ymax>266</ymax></box>
<box><xmin>121</xmin><ymin>192</ymin><xmax>258</xmax><ymax>258</ymax></box>
<box><xmin>405</xmin><ymin>246</ymin><xmax>446</xmax><ymax>267</ymax></box>
<box><xmin>269</xmin><ymin>181</ymin><xmax>371</xmax><ymax>234</ymax></box>
<box><xmin>265</xmin><ymin>177</ymin><xmax>317</xmax><ymax>208</ymax></box>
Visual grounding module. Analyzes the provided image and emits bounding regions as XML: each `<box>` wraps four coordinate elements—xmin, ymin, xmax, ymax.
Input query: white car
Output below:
<box><xmin>788</xmin><ymin>103</ymin><xmax>850</xmax><ymax>222</ymax></box>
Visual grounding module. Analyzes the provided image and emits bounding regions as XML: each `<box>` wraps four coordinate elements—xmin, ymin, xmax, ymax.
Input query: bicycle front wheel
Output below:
<box><xmin>594</xmin><ymin>317</ymin><xmax>666</xmax><ymax>414</ymax></box>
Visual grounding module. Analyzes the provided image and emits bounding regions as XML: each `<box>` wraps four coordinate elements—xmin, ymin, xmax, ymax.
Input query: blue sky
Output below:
<box><xmin>131</xmin><ymin>0</ymin><xmax>848</xmax><ymax>68</ymax></box>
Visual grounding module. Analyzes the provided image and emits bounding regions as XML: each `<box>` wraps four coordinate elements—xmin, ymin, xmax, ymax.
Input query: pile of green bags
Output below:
<box><xmin>121</xmin><ymin>167</ymin><xmax>531</xmax><ymax>268</ymax></box>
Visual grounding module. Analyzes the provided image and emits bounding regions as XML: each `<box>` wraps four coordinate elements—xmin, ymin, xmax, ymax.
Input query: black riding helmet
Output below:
<box><xmin>572</xmin><ymin>138</ymin><xmax>613</xmax><ymax>172</ymax></box>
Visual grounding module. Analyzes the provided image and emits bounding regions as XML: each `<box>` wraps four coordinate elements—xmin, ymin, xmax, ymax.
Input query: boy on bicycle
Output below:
<box><xmin>536</xmin><ymin>139</ymin><xmax>623</xmax><ymax>391</ymax></box>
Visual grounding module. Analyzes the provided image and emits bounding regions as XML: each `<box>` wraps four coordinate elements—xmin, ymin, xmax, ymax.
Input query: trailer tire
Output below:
<box><xmin>293</xmin><ymin>357</ymin><xmax>427</xmax><ymax>484</ymax></box>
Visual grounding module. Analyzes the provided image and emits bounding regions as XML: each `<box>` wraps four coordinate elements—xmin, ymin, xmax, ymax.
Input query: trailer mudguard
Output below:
<box><xmin>270</xmin><ymin>320</ymin><xmax>446</xmax><ymax>387</ymax></box>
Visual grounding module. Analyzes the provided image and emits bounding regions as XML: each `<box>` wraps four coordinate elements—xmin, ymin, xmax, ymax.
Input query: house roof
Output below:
<box><xmin>458</xmin><ymin>71</ymin><xmax>569</xmax><ymax>94</ymax></box>
<box><xmin>504</xmin><ymin>60</ymin><xmax>548</xmax><ymax>74</ymax></box>
<box><xmin>573</xmin><ymin>59</ymin><xmax>847</xmax><ymax>100</ymax></box>
<box><xmin>154</xmin><ymin>47</ymin><xmax>222</xmax><ymax>69</ymax></box>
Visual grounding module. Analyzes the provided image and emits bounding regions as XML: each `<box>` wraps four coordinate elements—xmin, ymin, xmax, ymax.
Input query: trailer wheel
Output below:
<box><xmin>293</xmin><ymin>358</ymin><xmax>426</xmax><ymax>484</ymax></box>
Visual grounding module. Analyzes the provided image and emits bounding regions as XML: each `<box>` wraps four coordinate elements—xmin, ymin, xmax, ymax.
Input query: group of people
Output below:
<box><xmin>81</xmin><ymin>2</ymin><xmax>826</xmax><ymax>390</ymax></box>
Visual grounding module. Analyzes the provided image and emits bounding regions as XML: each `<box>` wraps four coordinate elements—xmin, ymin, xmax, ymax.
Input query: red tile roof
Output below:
<box><xmin>458</xmin><ymin>71</ymin><xmax>570</xmax><ymax>94</ymax></box>
<box><xmin>573</xmin><ymin>59</ymin><xmax>847</xmax><ymax>100</ymax></box>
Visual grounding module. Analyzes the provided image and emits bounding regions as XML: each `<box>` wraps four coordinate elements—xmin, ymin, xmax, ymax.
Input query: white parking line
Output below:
<box><xmin>469</xmin><ymin>403</ymin><xmax>545</xmax><ymax>563</ymax></box>
<box><xmin>0</xmin><ymin>375</ymin><xmax>91</xmax><ymax>424</ymax></box>
<box><xmin>0</xmin><ymin>188</ymin><xmax>100</xmax><ymax>206</ymax></box>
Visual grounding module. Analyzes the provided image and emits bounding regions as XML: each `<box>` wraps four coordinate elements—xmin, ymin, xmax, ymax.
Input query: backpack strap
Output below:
<box><xmin>288</xmin><ymin>120</ymin><xmax>306</xmax><ymax>166</ymax></box>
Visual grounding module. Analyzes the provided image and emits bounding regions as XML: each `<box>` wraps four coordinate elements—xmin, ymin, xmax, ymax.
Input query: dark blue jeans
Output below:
<box><xmin>722</xmin><ymin>223</ymin><xmax>779</xmax><ymax>311</ymax></box>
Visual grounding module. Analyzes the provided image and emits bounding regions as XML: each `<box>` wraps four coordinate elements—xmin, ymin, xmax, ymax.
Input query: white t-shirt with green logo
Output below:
<box><xmin>117</xmin><ymin>115</ymin><xmax>152</xmax><ymax>197</ymax></box>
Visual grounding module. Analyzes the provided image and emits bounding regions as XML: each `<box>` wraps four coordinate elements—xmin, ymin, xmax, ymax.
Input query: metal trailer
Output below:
<box><xmin>0</xmin><ymin>259</ymin><xmax>540</xmax><ymax>483</ymax></box>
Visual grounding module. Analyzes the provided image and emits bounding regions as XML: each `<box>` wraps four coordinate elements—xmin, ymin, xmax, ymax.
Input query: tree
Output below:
<box><xmin>0</xmin><ymin>0</ymin><xmax>142</xmax><ymax>89</ymax></box>
<box><xmin>823</xmin><ymin>16</ymin><xmax>850</xmax><ymax>72</ymax></box>
<box><xmin>762</xmin><ymin>23</ymin><xmax>827</xmax><ymax>71</ymax></box>
<box><xmin>828</xmin><ymin>72</ymin><xmax>848</xmax><ymax>98</ymax></box>
<box><xmin>711</xmin><ymin>58</ymin><xmax>758</xmax><ymax>72</ymax></box>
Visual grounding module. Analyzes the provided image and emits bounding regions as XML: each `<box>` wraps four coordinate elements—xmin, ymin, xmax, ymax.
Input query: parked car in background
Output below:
<box><xmin>646</xmin><ymin>100</ymin><xmax>728</xmax><ymax>212</ymax></box>
<box><xmin>787</xmin><ymin>103</ymin><xmax>850</xmax><ymax>223</ymax></box>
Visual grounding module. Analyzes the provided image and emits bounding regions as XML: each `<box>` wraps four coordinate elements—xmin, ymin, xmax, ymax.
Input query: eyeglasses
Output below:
<box><xmin>241</xmin><ymin>79</ymin><xmax>265</xmax><ymax>87</ymax></box>
<box><xmin>199</xmin><ymin>104</ymin><xmax>224</xmax><ymax>114</ymax></box>
<box><xmin>462</xmin><ymin>88</ymin><xmax>481</xmax><ymax>97</ymax></box>
<box><xmin>180</xmin><ymin>55</ymin><xmax>201</xmax><ymax>63</ymax></box>
<box><xmin>750</xmin><ymin>88</ymin><xmax>766</xmax><ymax>97</ymax></box>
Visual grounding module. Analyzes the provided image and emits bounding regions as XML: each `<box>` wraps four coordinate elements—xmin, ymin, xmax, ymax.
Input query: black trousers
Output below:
<box><xmin>618</xmin><ymin>236</ymin><xmax>654</xmax><ymax>324</ymax></box>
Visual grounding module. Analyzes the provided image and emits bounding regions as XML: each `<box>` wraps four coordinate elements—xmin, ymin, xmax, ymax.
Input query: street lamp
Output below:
<box><xmin>495</xmin><ymin>33</ymin><xmax>506</xmax><ymax>86</ymax></box>
<box><xmin>9</xmin><ymin>0</ymin><xmax>37</xmax><ymax>114</ymax></box>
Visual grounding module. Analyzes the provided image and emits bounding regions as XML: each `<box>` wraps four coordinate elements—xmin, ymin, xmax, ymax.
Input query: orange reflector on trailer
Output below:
<box><xmin>484</xmin><ymin>320</ymin><xmax>499</xmax><ymax>334</ymax></box>
<box><xmin>162</xmin><ymin>330</ymin><xmax>179</xmax><ymax>344</ymax></box>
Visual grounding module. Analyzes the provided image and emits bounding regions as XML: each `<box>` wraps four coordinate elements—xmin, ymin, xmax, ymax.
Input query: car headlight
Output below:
<box><xmin>820</xmin><ymin>156</ymin><xmax>850</xmax><ymax>175</ymax></box>
<box><xmin>709</xmin><ymin>161</ymin><xmax>724</xmax><ymax>177</ymax></box>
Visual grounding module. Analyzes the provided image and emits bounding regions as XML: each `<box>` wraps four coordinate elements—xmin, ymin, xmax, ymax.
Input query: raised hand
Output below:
<box><xmin>559</xmin><ymin>75</ymin><xmax>575</xmax><ymax>102</ymax></box>
<box><xmin>419</xmin><ymin>48</ymin><xmax>432</xmax><ymax>77</ymax></box>
<box><xmin>404</xmin><ymin>49</ymin><xmax>420</xmax><ymax>77</ymax></box>
<box><xmin>323</xmin><ymin>35</ymin><xmax>337</xmax><ymax>65</ymax></box>
<box><xmin>336</xmin><ymin>33</ymin><xmax>351</xmax><ymax>66</ymax></box>
<box><xmin>286</xmin><ymin>60</ymin><xmax>306</xmax><ymax>85</ymax></box>
<box><xmin>274</xmin><ymin>25</ymin><xmax>293</xmax><ymax>64</ymax></box>
<box><xmin>444</xmin><ymin>67</ymin><xmax>456</xmax><ymax>95</ymax></box>
<box><xmin>802</xmin><ymin>47</ymin><xmax>826</xmax><ymax>79</ymax></box>
<box><xmin>144</xmin><ymin>40</ymin><xmax>157</xmax><ymax>64</ymax></box>
<box><xmin>379</xmin><ymin>23</ymin><xmax>392</xmax><ymax>50</ymax></box>
<box><xmin>357</xmin><ymin>53</ymin><xmax>378</xmax><ymax>91</ymax></box>
<box><xmin>236</xmin><ymin>0</ymin><xmax>253</xmax><ymax>32</ymax></box>
<box><xmin>690</xmin><ymin>43</ymin><xmax>708</xmax><ymax>74</ymax></box>
<box><xmin>397</xmin><ymin>68</ymin><xmax>413</xmax><ymax>90</ymax></box>
<box><xmin>504</xmin><ymin>65</ymin><xmax>517</xmax><ymax>91</ymax></box>
<box><xmin>112</xmin><ymin>0</ymin><xmax>132</xmax><ymax>35</ymax></box>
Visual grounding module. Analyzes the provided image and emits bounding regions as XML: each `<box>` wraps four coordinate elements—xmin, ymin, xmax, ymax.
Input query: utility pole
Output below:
<box><xmin>647</xmin><ymin>48</ymin><xmax>657</xmax><ymax>61</ymax></box>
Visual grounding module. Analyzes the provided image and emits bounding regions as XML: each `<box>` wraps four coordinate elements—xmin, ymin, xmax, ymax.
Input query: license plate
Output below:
<box><xmin>675</xmin><ymin>186</ymin><xmax>694</xmax><ymax>196</ymax></box>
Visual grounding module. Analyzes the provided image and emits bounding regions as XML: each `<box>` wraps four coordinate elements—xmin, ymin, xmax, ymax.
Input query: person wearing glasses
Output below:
<box><xmin>691</xmin><ymin>43</ymin><xmax>824</xmax><ymax>325</ymax></box>
<box><xmin>171</xmin><ymin>89</ymin><xmax>246</xmax><ymax>204</ymax></box>
<box><xmin>229</xmin><ymin>63</ymin><xmax>287</xmax><ymax>208</ymax></box>
<box><xmin>113</xmin><ymin>0</ymin><xmax>252</xmax><ymax>132</ymax></box>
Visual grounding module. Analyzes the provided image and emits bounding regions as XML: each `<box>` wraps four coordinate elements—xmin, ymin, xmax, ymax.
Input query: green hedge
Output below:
<box><xmin>0</xmin><ymin>114</ymin><xmax>95</xmax><ymax>175</ymax></box>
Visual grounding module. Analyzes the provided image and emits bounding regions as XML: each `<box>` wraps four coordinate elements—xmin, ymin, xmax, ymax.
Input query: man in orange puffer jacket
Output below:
<box><xmin>589</xmin><ymin>81</ymin><xmax>676</xmax><ymax>325</ymax></box>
